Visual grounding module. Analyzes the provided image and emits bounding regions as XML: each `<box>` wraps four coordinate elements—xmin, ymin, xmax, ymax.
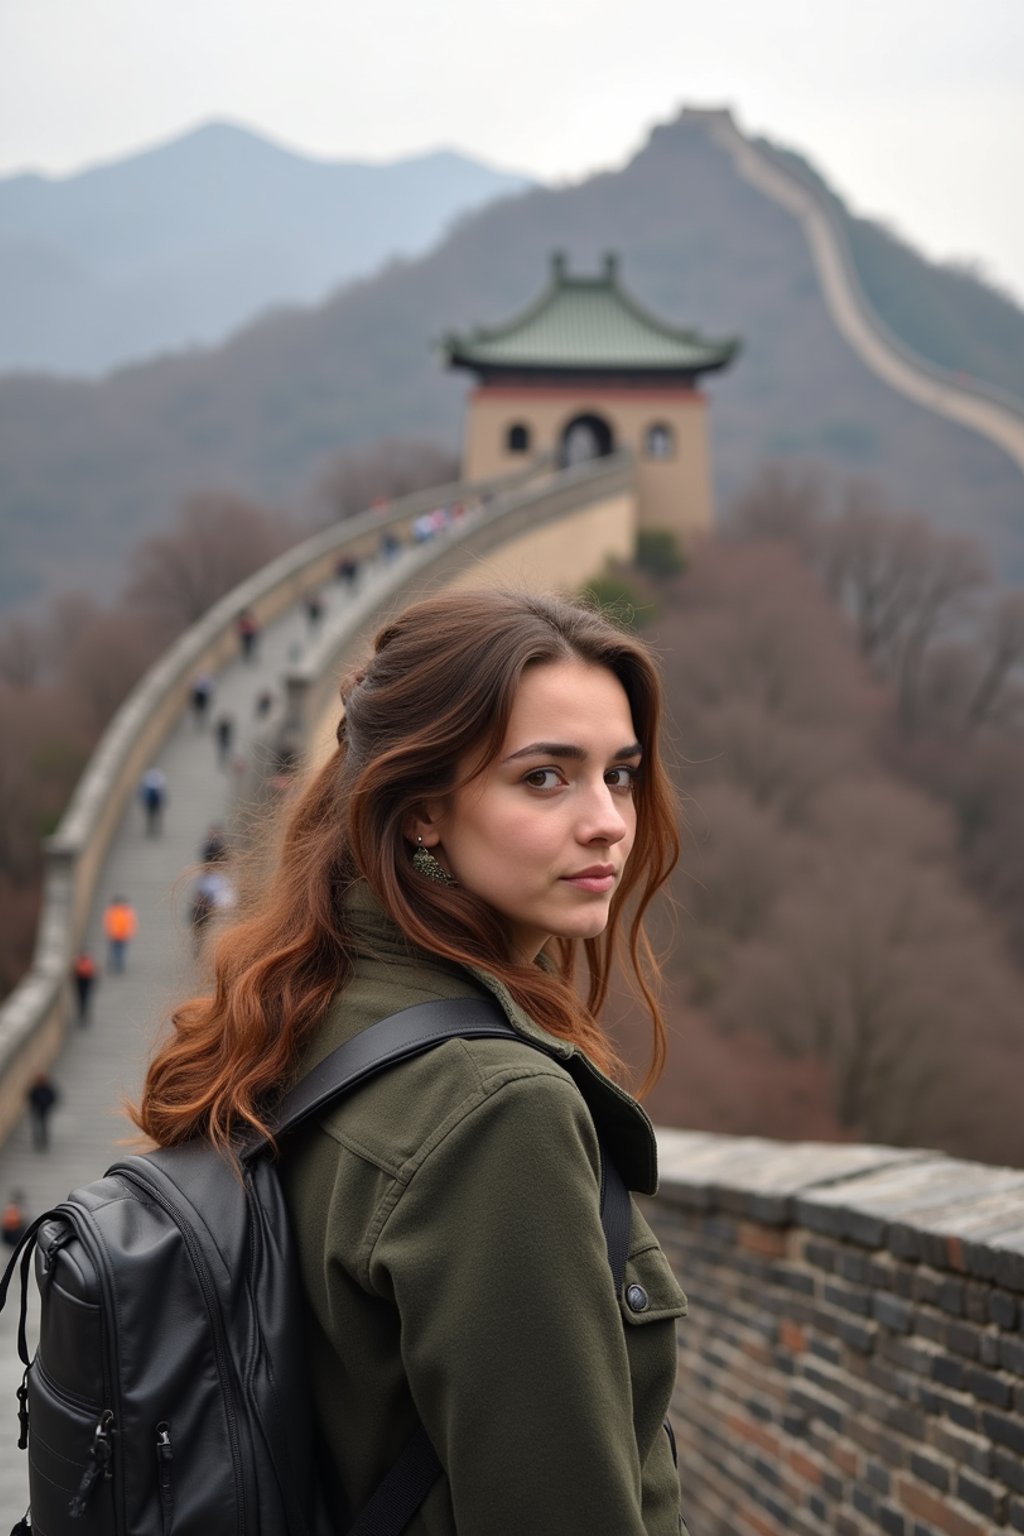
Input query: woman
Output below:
<box><xmin>136</xmin><ymin>589</ymin><xmax>688</xmax><ymax>1535</ymax></box>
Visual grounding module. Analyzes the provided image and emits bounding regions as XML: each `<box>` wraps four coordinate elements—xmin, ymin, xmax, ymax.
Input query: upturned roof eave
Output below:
<box><xmin>442</xmin><ymin>339</ymin><xmax>740</xmax><ymax>377</ymax></box>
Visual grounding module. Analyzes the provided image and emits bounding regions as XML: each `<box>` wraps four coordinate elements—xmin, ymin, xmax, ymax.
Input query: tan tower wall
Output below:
<box><xmin>463</xmin><ymin>384</ymin><xmax>715</xmax><ymax>538</ymax></box>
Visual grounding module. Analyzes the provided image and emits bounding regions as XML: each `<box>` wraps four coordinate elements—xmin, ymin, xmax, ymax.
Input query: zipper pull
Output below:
<box><xmin>68</xmin><ymin>1410</ymin><xmax>113</xmax><ymax>1518</ymax></box>
<box><xmin>156</xmin><ymin>1423</ymin><xmax>174</xmax><ymax>1536</ymax></box>
<box><xmin>16</xmin><ymin>1370</ymin><xmax>29</xmax><ymax>1450</ymax></box>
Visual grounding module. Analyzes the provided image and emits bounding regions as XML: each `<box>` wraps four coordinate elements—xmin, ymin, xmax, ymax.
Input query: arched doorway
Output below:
<box><xmin>560</xmin><ymin>413</ymin><xmax>615</xmax><ymax>468</ymax></box>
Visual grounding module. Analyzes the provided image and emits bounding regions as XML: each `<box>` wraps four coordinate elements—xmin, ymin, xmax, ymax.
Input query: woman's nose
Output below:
<box><xmin>579</xmin><ymin>783</ymin><xmax>629</xmax><ymax>845</ymax></box>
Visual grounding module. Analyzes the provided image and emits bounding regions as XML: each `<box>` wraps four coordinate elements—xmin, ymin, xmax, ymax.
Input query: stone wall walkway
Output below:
<box><xmin>0</xmin><ymin>555</ymin><xmax>396</xmax><ymax>1516</ymax></box>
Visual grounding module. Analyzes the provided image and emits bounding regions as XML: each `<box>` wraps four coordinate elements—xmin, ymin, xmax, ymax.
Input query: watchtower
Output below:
<box><xmin>442</xmin><ymin>253</ymin><xmax>739</xmax><ymax>537</ymax></box>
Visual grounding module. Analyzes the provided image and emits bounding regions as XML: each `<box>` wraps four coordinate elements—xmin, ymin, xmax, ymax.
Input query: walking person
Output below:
<box><xmin>190</xmin><ymin>673</ymin><xmax>214</xmax><ymax>728</ymax></box>
<box><xmin>71</xmin><ymin>950</ymin><xmax>98</xmax><ymax>1024</ymax></box>
<box><xmin>214</xmin><ymin>713</ymin><xmax>235</xmax><ymax>768</ymax></box>
<box><xmin>236</xmin><ymin>609</ymin><xmax>260</xmax><ymax>662</ymax></box>
<box><xmin>2</xmin><ymin>1191</ymin><xmax>28</xmax><ymax>1248</ymax></box>
<box><xmin>139</xmin><ymin>765</ymin><xmax>168</xmax><ymax>835</ymax></box>
<box><xmin>199</xmin><ymin>823</ymin><xmax>229</xmax><ymax>865</ymax></box>
<box><xmin>103</xmin><ymin>895</ymin><xmax>138</xmax><ymax>974</ymax></box>
<box><xmin>304</xmin><ymin>592</ymin><xmax>325</xmax><ymax>634</ymax></box>
<box><xmin>27</xmin><ymin>1075</ymin><xmax>59</xmax><ymax>1151</ymax></box>
<box><xmin>135</xmin><ymin>589</ymin><xmax>689</xmax><ymax>1535</ymax></box>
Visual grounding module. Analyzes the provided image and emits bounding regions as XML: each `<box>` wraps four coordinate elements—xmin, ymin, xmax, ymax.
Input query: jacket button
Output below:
<box><xmin>626</xmin><ymin>1284</ymin><xmax>649</xmax><ymax>1313</ymax></box>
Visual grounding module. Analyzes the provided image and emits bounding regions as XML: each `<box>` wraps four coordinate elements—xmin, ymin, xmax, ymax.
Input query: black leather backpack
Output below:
<box><xmin>1</xmin><ymin>999</ymin><xmax>631</xmax><ymax>1535</ymax></box>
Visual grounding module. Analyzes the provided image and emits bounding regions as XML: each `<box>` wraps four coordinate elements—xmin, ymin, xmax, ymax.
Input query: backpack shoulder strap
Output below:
<box><xmin>268</xmin><ymin>997</ymin><xmax>520</xmax><ymax>1143</ymax></box>
<box><xmin>265</xmin><ymin>994</ymin><xmax>632</xmax><ymax>1292</ymax></box>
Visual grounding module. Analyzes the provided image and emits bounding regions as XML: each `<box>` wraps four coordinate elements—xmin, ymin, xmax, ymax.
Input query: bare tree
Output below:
<box><xmin>0</xmin><ymin>617</ymin><xmax>46</xmax><ymax>689</ymax></box>
<box><xmin>309</xmin><ymin>437</ymin><xmax>460</xmax><ymax>526</ymax></box>
<box><xmin>715</xmin><ymin>777</ymin><xmax>1024</xmax><ymax>1157</ymax></box>
<box><xmin>961</xmin><ymin>591</ymin><xmax>1024</xmax><ymax>732</ymax></box>
<box><xmin>125</xmin><ymin>493</ymin><xmax>293</xmax><ymax>629</ymax></box>
<box><xmin>727</xmin><ymin>461</ymin><xmax>829</xmax><ymax>567</ymax></box>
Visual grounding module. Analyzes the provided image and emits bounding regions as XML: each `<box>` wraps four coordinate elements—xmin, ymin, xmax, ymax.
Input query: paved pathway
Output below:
<box><xmin>0</xmin><ymin>553</ymin><xmax>402</xmax><ymax>1517</ymax></box>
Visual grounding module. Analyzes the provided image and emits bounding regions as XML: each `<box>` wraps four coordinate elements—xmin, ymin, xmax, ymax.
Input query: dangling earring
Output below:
<box><xmin>412</xmin><ymin>836</ymin><xmax>457</xmax><ymax>886</ymax></box>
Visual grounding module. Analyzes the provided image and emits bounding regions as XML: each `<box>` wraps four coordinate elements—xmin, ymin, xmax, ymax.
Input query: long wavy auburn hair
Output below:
<box><xmin>134</xmin><ymin>588</ymin><xmax>681</xmax><ymax>1150</ymax></box>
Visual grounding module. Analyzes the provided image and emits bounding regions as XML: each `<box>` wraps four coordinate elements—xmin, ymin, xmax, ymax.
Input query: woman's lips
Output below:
<box><xmin>561</xmin><ymin>867</ymin><xmax>616</xmax><ymax>893</ymax></box>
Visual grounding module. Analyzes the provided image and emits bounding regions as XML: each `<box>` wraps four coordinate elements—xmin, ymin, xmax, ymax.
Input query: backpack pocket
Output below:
<box><xmin>28</xmin><ymin>1359</ymin><xmax>115</xmax><ymax>1534</ymax></box>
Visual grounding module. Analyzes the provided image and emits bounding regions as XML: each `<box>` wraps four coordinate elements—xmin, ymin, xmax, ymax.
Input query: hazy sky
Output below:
<box><xmin>3</xmin><ymin>0</ymin><xmax>1023</xmax><ymax>302</ymax></box>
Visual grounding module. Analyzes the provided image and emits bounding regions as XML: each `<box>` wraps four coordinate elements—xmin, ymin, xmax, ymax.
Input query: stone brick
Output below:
<box><xmin>896</xmin><ymin>1476</ymin><xmax>991</xmax><ymax>1536</ymax></box>
<box><xmin>955</xmin><ymin>1469</ymin><xmax>1007</xmax><ymax>1524</ymax></box>
<box><xmin>874</xmin><ymin>1294</ymin><xmax>915</xmax><ymax>1334</ymax></box>
<box><xmin>808</xmin><ymin>1336</ymin><xmax>842</xmax><ymax>1367</ymax></box>
<box><xmin>839</xmin><ymin>1251</ymin><xmax>870</xmax><ymax>1285</ymax></box>
<box><xmin>964</xmin><ymin>1283</ymin><xmax>990</xmax><ymax>1325</ymax></box>
<box><xmin>929</xmin><ymin>1422</ymin><xmax>992</xmax><ymax>1478</ymax></box>
<box><xmin>878</xmin><ymin>1507</ymin><xmax>906</xmax><ymax>1536</ymax></box>
<box><xmin>936</xmin><ymin>1277</ymin><xmax>965</xmax><ymax>1316</ymax></box>
<box><xmin>852</xmin><ymin>1485</ymin><xmax>876</xmax><ymax>1519</ymax></box>
<box><xmin>1010</xmin><ymin>1496</ymin><xmax>1024</xmax><ymax>1533</ymax></box>
<box><xmin>915</xmin><ymin>1313</ymin><xmax>945</xmax><ymax>1346</ymax></box>
<box><xmin>825</xmin><ymin>1282</ymin><xmax>873</xmax><ymax>1318</ymax></box>
<box><xmin>837</xmin><ymin>1317</ymin><xmax>876</xmax><ymax>1355</ymax></box>
<box><xmin>865</xmin><ymin>1459</ymin><xmax>891</xmax><ymax>1495</ymax></box>
<box><xmin>912</xmin><ymin>1271</ymin><xmax>941</xmax><ymax>1308</ymax></box>
<box><xmin>995</xmin><ymin>1448</ymin><xmax>1024</xmax><ymax>1496</ymax></box>
<box><xmin>739</xmin><ymin>1221</ymin><xmax>787</xmax><ymax>1258</ymax></box>
<box><xmin>822</xmin><ymin>1469</ymin><xmax>845</xmax><ymax>1503</ymax></box>
<box><xmin>786</xmin><ymin>1448</ymin><xmax>824</xmax><ymax>1487</ymax></box>
<box><xmin>978</xmin><ymin>1333</ymin><xmax>1000</xmax><ymax>1368</ymax></box>
<box><xmin>1000</xmin><ymin>1334</ymin><xmax>1024</xmax><ymax>1375</ymax></box>
<box><xmin>932</xmin><ymin>1355</ymin><xmax>964</xmax><ymax>1391</ymax></box>
<box><xmin>945</xmin><ymin>1322</ymin><xmax>980</xmax><ymax>1359</ymax></box>
<box><xmin>879</xmin><ymin>1336</ymin><xmax>939</xmax><ymax>1376</ymax></box>
<box><xmin>961</xmin><ymin>1363</ymin><xmax>1012</xmax><ymax>1409</ymax></box>
<box><xmin>909</xmin><ymin>1452</ymin><xmax>950</xmax><ymax>1494</ymax></box>
<box><xmin>779</xmin><ymin>1319</ymin><xmax>806</xmax><ymax>1353</ymax></box>
<box><xmin>987</xmin><ymin>1288</ymin><xmax>1017</xmax><ymax>1329</ymax></box>
<box><xmin>981</xmin><ymin>1407</ymin><xmax>1024</xmax><ymax>1456</ymax></box>
<box><xmin>804</xmin><ymin>1240</ymin><xmax>837</xmax><ymax>1274</ymax></box>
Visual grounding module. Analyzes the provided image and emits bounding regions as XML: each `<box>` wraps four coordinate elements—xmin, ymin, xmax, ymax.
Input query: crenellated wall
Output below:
<box><xmin>650</xmin><ymin>1131</ymin><xmax>1024</xmax><ymax>1536</ymax></box>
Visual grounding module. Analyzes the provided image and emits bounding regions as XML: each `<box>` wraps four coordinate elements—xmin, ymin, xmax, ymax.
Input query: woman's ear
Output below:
<box><xmin>402</xmin><ymin>802</ymin><xmax>444</xmax><ymax>849</ymax></box>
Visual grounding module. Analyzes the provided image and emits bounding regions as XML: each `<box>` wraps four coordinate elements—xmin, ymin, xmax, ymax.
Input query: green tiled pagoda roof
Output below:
<box><xmin>442</xmin><ymin>254</ymin><xmax>739</xmax><ymax>376</ymax></box>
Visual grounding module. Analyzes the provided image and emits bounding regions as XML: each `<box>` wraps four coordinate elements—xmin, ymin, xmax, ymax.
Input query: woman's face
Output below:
<box><xmin>422</xmin><ymin>659</ymin><xmax>641</xmax><ymax>961</ymax></box>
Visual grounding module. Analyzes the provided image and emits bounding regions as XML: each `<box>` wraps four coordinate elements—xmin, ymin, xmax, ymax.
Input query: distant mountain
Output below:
<box><xmin>1</xmin><ymin>108</ymin><xmax>1023</xmax><ymax>613</ymax></box>
<box><xmin>0</xmin><ymin>122</ymin><xmax>533</xmax><ymax>376</ymax></box>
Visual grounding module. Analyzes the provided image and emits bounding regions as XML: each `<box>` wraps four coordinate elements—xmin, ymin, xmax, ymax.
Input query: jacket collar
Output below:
<box><xmin>344</xmin><ymin>882</ymin><xmax>659</xmax><ymax>1195</ymax></box>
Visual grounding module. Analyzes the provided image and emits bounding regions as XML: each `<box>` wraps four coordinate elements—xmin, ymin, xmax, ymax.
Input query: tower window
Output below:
<box><xmin>646</xmin><ymin>423</ymin><xmax>674</xmax><ymax>460</ymax></box>
<box><xmin>507</xmin><ymin>423</ymin><xmax>531</xmax><ymax>453</ymax></box>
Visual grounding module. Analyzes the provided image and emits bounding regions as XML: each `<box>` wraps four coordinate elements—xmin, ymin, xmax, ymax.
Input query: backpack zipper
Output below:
<box><xmin>156</xmin><ymin>1421</ymin><xmax>174</xmax><ymax>1536</ymax></box>
<box><xmin>68</xmin><ymin>1408</ymin><xmax>114</xmax><ymax>1516</ymax></box>
<box><xmin>113</xmin><ymin>1167</ymin><xmax>247</xmax><ymax>1536</ymax></box>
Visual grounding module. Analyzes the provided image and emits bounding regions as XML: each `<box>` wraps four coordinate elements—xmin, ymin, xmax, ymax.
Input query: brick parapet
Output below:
<box><xmin>650</xmin><ymin>1130</ymin><xmax>1024</xmax><ymax>1534</ymax></box>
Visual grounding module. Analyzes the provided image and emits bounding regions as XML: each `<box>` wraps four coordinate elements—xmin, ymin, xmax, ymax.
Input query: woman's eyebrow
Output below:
<box><xmin>502</xmin><ymin>740</ymin><xmax>643</xmax><ymax>764</ymax></box>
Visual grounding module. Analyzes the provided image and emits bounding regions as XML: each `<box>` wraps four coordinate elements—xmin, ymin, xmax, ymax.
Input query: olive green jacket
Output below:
<box><xmin>280</xmin><ymin>885</ymin><xmax>688</xmax><ymax>1535</ymax></box>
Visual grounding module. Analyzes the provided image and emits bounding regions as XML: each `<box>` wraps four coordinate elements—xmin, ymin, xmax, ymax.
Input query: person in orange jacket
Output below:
<box><xmin>103</xmin><ymin>896</ymin><xmax>138</xmax><ymax>974</ymax></box>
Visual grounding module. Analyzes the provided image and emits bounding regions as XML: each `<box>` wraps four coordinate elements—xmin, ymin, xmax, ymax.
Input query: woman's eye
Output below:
<box><xmin>606</xmin><ymin>765</ymin><xmax>639</xmax><ymax>790</ymax></box>
<box><xmin>523</xmin><ymin>768</ymin><xmax>563</xmax><ymax>790</ymax></box>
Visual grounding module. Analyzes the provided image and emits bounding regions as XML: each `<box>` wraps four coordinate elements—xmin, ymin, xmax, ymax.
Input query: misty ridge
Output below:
<box><xmin>0</xmin><ymin>120</ymin><xmax>533</xmax><ymax>376</ymax></box>
<box><xmin>1</xmin><ymin>108</ymin><xmax>1024</xmax><ymax>619</ymax></box>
